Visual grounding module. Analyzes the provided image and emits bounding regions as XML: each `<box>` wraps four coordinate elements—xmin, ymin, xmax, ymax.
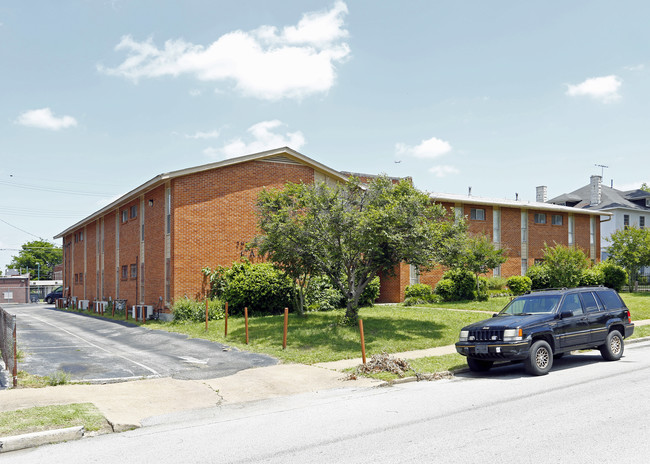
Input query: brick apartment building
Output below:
<box><xmin>55</xmin><ymin>147</ymin><xmax>606</xmax><ymax>314</ymax></box>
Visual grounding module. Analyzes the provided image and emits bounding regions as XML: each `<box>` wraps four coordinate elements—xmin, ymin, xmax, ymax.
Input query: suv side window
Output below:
<box><xmin>595</xmin><ymin>290</ymin><xmax>624</xmax><ymax>311</ymax></box>
<box><xmin>559</xmin><ymin>294</ymin><xmax>583</xmax><ymax>316</ymax></box>
<box><xmin>580</xmin><ymin>292</ymin><xmax>601</xmax><ymax>312</ymax></box>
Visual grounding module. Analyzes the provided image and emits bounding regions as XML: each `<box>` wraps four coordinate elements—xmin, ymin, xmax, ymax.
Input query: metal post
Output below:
<box><xmin>13</xmin><ymin>315</ymin><xmax>17</xmax><ymax>388</ymax></box>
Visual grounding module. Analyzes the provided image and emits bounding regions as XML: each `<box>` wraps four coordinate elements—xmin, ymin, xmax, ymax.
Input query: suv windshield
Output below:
<box><xmin>499</xmin><ymin>295</ymin><xmax>562</xmax><ymax>315</ymax></box>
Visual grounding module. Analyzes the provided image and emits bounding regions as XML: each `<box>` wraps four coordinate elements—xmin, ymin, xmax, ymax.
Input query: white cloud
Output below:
<box><xmin>204</xmin><ymin>120</ymin><xmax>305</xmax><ymax>159</ymax></box>
<box><xmin>429</xmin><ymin>165</ymin><xmax>459</xmax><ymax>178</ymax></box>
<box><xmin>396</xmin><ymin>136</ymin><xmax>452</xmax><ymax>159</ymax></box>
<box><xmin>99</xmin><ymin>1</ymin><xmax>350</xmax><ymax>100</ymax></box>
<box><xmin>185</xmin><ymin>130</ymin><xmax>220</xmax><ymax>140</ymax></box>
<box><xmin>16</xmin><ymin>108</ymin><xmax>77</xmax><ymax>130</ymax></box>
<box><xmin>565</xmin><ymin>75</ymin><xmax>622</xmax><ymax>103</ymax></box>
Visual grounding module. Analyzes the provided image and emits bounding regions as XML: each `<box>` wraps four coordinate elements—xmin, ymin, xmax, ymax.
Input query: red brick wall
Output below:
<box><xmin>103</xmin><ymin>212</ymin><xmax>116</xmax><ymax>301</ymax></box>
<box><xmin>171</xmin><ymin>160</ymin><xmax>316</xmax><ymax>302</ymax></box>
<box><xmin>117</xmin><ymin>200</ymin><xmax>141</xmax><ymax>305</ymax></box>
<box><xmin>144</xmin><ymin>186</ymin><xmax>166</xmax><ymax>307</ymax></box>
<box><xmin>85</xmin><ymin>222</ymin><xmax>97</xmax><ymax>300</ymax></box>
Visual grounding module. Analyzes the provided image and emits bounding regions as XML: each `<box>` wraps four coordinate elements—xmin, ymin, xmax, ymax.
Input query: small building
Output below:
<box><xmin>0</xmin><ymin>275</ymin><xmax>30</xmax><ymax>304</ymax></box>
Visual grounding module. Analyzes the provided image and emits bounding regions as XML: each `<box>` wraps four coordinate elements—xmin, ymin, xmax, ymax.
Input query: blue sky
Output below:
<box><xmin>1</xmin><ymin>0</ymin><xmax>649</xmax><ymax>273</ymax></box>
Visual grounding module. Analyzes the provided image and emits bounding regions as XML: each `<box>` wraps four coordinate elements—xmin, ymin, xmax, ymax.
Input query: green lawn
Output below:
<box><xmin>619</xmin><ymin>292</ymin><xmax>650</xmax><ymax>321</ymax></box>
<box><xmin>0</xmin><ymin>404</ymin><xmax>107</xmax><ymax>436</ymax></box>
<box><xmin>149</xmin><ymin>305</ymin><xmax>490</xmax><ymax>365</ymax></box>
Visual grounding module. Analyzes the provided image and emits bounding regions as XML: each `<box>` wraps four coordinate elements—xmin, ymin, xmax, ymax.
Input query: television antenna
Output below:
<box><xmin>595</xmin><ymin>164</ymin><xmax>608</xmax><ymax>177</ymax></box>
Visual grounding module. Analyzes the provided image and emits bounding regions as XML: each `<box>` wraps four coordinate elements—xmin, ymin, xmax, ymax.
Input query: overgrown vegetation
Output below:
<box><xmin>435</xmin><ymin>268</ymin><xmax>488</xmax><ymax>301</ymax></box>
<box><xmin>171</xmin><ymin>297</ymin><xmax>224</xmax><ymax>322</ymax></box>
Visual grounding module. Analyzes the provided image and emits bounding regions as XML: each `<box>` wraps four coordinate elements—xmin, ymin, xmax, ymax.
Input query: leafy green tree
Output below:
<box><xmin>641</xmin><ymin>182</ymin><xmax>650</xmax><ymax>193</ymax></box>
<box><xmin>606</xmin><ymin>226</ymin><xmax>650</xmax><ymax>289</ymax></box>
<box><xmin>254</xmin><ymin>176</ymin><xmax>462</xmax><ymax>322</ymax></box>
<box><xmin>436</xmin><ymin>232</ymin><xmax>506</xmax><ymax>297</ymax></box>
<box><xmin>541</xmin><ymin>243</ymin><xmax>590</xmax><ymax>288</ymax></box>
<box><xmin>8</xmin><ymin>240</ymin><xmax>62</xmax><ymax>280</ymax></box>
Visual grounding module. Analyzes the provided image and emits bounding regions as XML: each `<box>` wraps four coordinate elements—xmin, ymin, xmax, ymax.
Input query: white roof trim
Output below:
<box><xmin>430</xmin><ymin>192</ymin><xmax>611</xmax><ymax>216</ymax></box>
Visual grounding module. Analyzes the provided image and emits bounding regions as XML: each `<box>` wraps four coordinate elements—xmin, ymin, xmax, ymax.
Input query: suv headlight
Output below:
<box><xmin>459</xmin><ymin>330</ymin><xmax>469</xmax><ymax>342</ymax></box>
<box><xmin>503</xmin><ymin>328</ymin><xmax>523</xmax><ymax>342</ymax></box>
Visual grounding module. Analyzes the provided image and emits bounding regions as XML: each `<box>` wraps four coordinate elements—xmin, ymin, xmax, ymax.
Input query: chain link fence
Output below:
<box><xmin>0</xmin><ymin>305</ymin><xmax>17</xmax><ymax>387</ymax></box>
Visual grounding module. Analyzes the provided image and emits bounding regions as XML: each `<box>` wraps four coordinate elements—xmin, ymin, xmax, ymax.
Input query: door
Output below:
<box><xmin>556</xmin><ymin>293</ymin><xmax>590</xmax><ymax>348</ymax></box>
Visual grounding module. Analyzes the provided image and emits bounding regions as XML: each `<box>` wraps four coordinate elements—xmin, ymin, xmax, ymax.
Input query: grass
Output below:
<box><xmin>148</xmin><ymin>305</ymin><xmax>490</xmax><ymax>365</ymax></box>
<box><xmin>619</xmin><ymin>292</ymin><xmax>650</xmax><ymax>321</ymax></box>
<box><xmin>15</xmin><ymin>370</ymin><xmax>72</xmax><ymax>388</ymax></box>
<box><xmin>0</xmin><ymin>403</ymin><xmax>107</xmax><ymax>437</ymax></box>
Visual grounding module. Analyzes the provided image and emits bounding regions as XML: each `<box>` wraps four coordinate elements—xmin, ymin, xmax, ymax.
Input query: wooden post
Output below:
<box><xmin>126</xmin><ymin>305</ymin><xmax>129</xmax><ymax>321</ymax></box>
<box><xmin>359</xmin><ymin>319</ymin><xmax>367</xmax><ymax>365</ymax></box>
<box><xmin>282</xmin><ymin>307</ymin><xmax>289</xmax><ymax>349</ymax></box>
<box><xmin>112</xmin><ymin>301</ymin><xmax>115</xmax><ymax>318</ymax></box>
<box><xmin>224</xmin><ymin>301</ymin><xmax>229</xmax><ymax>337</ymax></box>
<box><xmin>205</xmin><ymin>298</ymin><xmax>209</xmax><ymax>331</ymax></box>
<box><xmin>244</xmin><ymin>306</ymin><xmax>249</xmax><ymax>344</ymax></box>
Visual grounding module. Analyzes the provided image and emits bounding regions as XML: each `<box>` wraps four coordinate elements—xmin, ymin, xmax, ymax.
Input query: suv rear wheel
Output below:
<box><xmin>467</xmin><ymin>358</ymin><xmax>493</xmax><ymax>372</ymax></box>
<box><xmin>525</xmin><ymin>340</ymin><xmax>553</xmax><ymax>376</ymax></box>
<box><xmin>600</xmin><ymin>330</ymin><xmax>624</xmax><ymax>361</ymax></box>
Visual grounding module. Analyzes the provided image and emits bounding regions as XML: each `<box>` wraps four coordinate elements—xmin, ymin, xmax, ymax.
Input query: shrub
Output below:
<box><xmin>358</xmin><ymin>276</ymin><xmax>381</xmax><ymax>307</ymax></box>
<box><xmin>526</xmin><ymin>265</ymin><xmax>550</xmax><ymax>290</ymax></box>
<box><xmin>507</xmin><ymin>275</ymin><xmax>532</xmax><ymax>295</ymax></box>
<box><xmin>580</xmin><ymin>267</ymin><xmax>604</xmax><ymax>286</ymax></box>
<box><xmin>222</xmin><ymin>261</ymin><xmax>294</xmax><ymax>316</ymax></box>
<box><xmin>434</xmin><ymin>279</ymin><xmax>456</xmax><ymax>301</ymax></box>
<box><xmin>598</xmin><ymin>261</ymin><xmax>628</xmax><ymax>291</ymax></box>
<box><xmin>442</xmin><ymin>268</ymin><xmax>476</xmax><ymax>301</ymax></box>
<box><xmin>172</xmin><ymin>297</ymin><xmax>224</xmax><ymax>322</ymax></box>
<box><xmin>405</xmin><ymin>283</ymin><xmax>435</xmax><ymax>301</ymax></box>
<box><xmin>305</xmin><ymin>275</ymin><xmax>344</xmax><ymax>311</ymax></box>
<box><xmin>475</xmin><ymin>276</ymin><xmax>489</xmax><ymax>301</ymax></box>
<box><xmin>486</xmin><ymin>277</ymin><xmax>507</xmax><ymax>291</ymax></box>
<box><xmin>542</xmin><ymin>243</ymin><xmax>589</xmax><ymax>288</ymax></box>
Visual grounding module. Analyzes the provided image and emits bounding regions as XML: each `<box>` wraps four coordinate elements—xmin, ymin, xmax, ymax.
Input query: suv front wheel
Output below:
<box><xmin>600</xmin><ymin>330</ymin><xmax>624</xmax><ymax>361</ymax></box>
<box><xmin>525</xmin><ymin>340</ymin><xmax>553</xmax><ymax>376</ymax></box>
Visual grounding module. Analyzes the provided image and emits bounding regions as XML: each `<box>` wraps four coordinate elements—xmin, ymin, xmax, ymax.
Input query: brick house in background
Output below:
<box><xmin>378</xmin><ymin>192</ymin><xmax>607</xmax><ymax>303</ymax></box>
<box><xmin>55</xmin><ymin>147</ymin><xmax>606</xmax><ymax>314</ymax></box>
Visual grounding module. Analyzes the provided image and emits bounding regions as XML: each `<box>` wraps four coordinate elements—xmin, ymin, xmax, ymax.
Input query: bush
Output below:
<box><xmin>486</xmin><ymin>277</ymin><xmax>507</xmax><ymax>291</ymax></box>
<box><xmin>475</xmin><ymin>276</ymin><xmax>489</xmax><ymax>301</ymax></box>
<box><xmin>526</xmin><ymin>265</ymin><xmax>550</xmax><ymax>290</ymax></box>
<box><xmin>580</xmin><ymin>267</ymin><xmax>604</xmax><ymax>286</ymax></box>
<box><xmin>222</xmin><ymin>261</ymin><xmax>295</xmax><ymax>316</ymax></box>
<box><xmin>305</xmin><ymin>275</ymin><xmax>344</xmax><ymax>311</ymax></box>
<box><xmin>359</xmin><ymin>276</ymin><xmax>381</xmax><ymax>307</ymax></box>
<box><xmin>598</xmin><ymin>261</ymin><xmax>628</xmax><ymax>291</ymax></box>
<box><xmin>405</xmin><ymin>283</ymin><xmax>435</xmax><ymax>301</ymax></box>
<box><xmin>507</xmin><ymin>275</ymin><xmax>532</xmax><ymax>295</ymax></box>
<box><xmin>442</xmin><ymin>268</ymin><xmax>476</xmax><ymax>301</ymax></box>
<box><xmin>434</xmin><ymin>279</ymin><xmax>456</xmax><ymax>301</ymax></box>
<box><xmin>172</xmin><ymin>297</ymin><xmax>224</xmax><ymax>322</ymax></box>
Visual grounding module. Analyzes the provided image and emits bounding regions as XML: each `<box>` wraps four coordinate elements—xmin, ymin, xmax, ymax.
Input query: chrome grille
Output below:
<box><xmin>469</xmin><ymin>329</ymin><xmax>504</xmax><ymax>342</ymax></box>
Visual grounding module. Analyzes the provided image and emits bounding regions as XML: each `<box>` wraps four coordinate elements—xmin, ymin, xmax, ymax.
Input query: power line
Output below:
<box><xmin>0</xmin><ymin>179</ymin><xmax>117</xmax><ymax>197</ymax></box>
<box><xmin>0</xmin><ymin>217</ymin><xmax>44</xmax><ymax>239</ymax></box>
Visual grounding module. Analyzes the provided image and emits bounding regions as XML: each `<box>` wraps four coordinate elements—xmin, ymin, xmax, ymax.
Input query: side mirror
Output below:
<box><xmin>492</xmin><ymin>313</ymin><xmax>498</xmax><ymax>317</ymax></box>
<box><xmin>560</xmin><ymin>310</ymin><xmax>573</xmax><ymax>319</ymax></box>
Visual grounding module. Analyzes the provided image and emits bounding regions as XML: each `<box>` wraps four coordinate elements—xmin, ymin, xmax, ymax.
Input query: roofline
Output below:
<box><xmin>430</xmin><ymin>193</ymin><xmax>611</xmax><ymax>216</ymax></box>
<box><xmin>54</xmin><ymin>147</ymin><xmax>349</xmax><ymax>239</ymax></box>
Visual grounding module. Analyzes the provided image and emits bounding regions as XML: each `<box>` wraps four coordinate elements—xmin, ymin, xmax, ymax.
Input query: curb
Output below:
<box><xmin>0</xmin><ymin>426</ymin><xmax>84</xmax><ymax>453</ymax></box>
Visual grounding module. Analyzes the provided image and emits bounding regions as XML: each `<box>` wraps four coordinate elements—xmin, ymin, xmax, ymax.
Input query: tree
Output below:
<box><xmin>641</xmin><ymin>182</ymin><xmax>650</xmax><ymax>193</ymax></box>
<box><xmin>437</xmin><ymin>232</ymin><xmax>507</xmax><ymax>296</ymax></box>
<box><xmin>606</xmin><ymin>226</ymin><xmax>650</xmax><ymax>289</ymax></box>
<box><xmin>8</xmin><ymin>240</ymin><xmax>62</xmax><ymax>280</ymax></box>
<box><xmin>541</xmin><ymin>243</ymin><xmax>590</xmax><ymax>288</ymax></box>
<box><xmin>254</xmin><ymin>176</ymin><xmax>462</xmax><ymax>322</ymax></box>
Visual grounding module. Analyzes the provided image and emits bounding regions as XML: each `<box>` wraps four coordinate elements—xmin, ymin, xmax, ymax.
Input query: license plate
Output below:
<box><xmin>475</xmin><ymin>345</ymin><xmax>488</xmax><ymax>354</ymax></box>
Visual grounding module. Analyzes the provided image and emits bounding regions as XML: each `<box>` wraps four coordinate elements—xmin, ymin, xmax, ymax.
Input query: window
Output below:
<box><xmin>559</xmin><ymin>294</ymin><xmax>583</xmax><ymax>317</ymax></box>
<box><xmin>79</xmin><ymin>273</ymin><xmax>83</xmax><ymax>284</ymax></box>
<box><xmin>534</xmin><ymin>213</ymin><xmax>546</xmax><ymax>224</ymax></box>
<box><xmin>122</xmin><ymin>210</ymin><xmax>128</xmax><ymax>223</ymax></box>
<box><xmin>534</xmin><ymin>258</ymin><xmax>544</xmax><ymax>265</ymax></box>
<box><xmin>646</xmin><ymin>198</ymin><xmax>650</xmax><ymax>207</ymax></box>
<box><xmin>470</xmin><ymin>208</ymin><xmax>485</xmax><ymax>221</ymax></box>
<box><xmin>641</xmin><ymin>216</ymin><xmax>646</xmax><ymax>229</ymax></box>
<box><xmin>623</xmin><ymin>214</ymin><xmax>630</xmax><ymax>229</ymax></box>
<box><xmin>580</xmin><ymin>292</ymin><xmax>600</xmax><ymax>312</ymax></box>
<box><xmin>595</xmin><ymin>290</ymin><xmax>624</xmax><ymax>310</ymax></box>
<box><xmin>74</xmin><ymin>273</ymin><xmax>79</xmax><ymax>283</ymax></box>
<box><xmin>121</xmin><ymin>265</ymin><xmax>128</xmax><ymax>280</ymax></box>
<box><xmin>130</xmin><ymin>205</ymin><xmax>138</xmax><ymax>219</ymax></box>
<box><xmin>130</xmin><ymin>263</ymin><xmax>138</xmax><ymax>279</ymax></box>
<box><xmin>552</xmin><ymin>214</ymin><xmax>563</xmax><ymax>226</ymax></box>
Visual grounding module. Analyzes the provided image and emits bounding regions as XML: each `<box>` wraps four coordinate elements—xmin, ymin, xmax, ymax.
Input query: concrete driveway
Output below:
<box><xmin>8</xmin><ymin>303</ymin><xmax>277</xmax><ymax>383</ymax></box>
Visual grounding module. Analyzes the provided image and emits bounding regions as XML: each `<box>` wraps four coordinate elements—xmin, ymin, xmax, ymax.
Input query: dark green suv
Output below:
<box><xmin>455</xmin><ymin>287</ymin><xmax>634</xmax><ymax>376</ymax></box>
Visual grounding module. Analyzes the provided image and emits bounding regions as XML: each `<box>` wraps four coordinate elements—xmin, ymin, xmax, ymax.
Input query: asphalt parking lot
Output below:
<box><xmin>6</xmin><ymin>303</ymin><xmax>277</xmax><ymax>383</ymax></box>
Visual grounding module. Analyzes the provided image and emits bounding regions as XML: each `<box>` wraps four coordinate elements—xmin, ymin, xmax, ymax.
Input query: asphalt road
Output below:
<box><xmin>7</xmin><ymin>303</ymin><xmax>276</xmax><ymax>382</ymax></box>
<box><xmin>5</xmin><ymin>339</ymin><xmax>649</xmax><ymax>463</ymax></box>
